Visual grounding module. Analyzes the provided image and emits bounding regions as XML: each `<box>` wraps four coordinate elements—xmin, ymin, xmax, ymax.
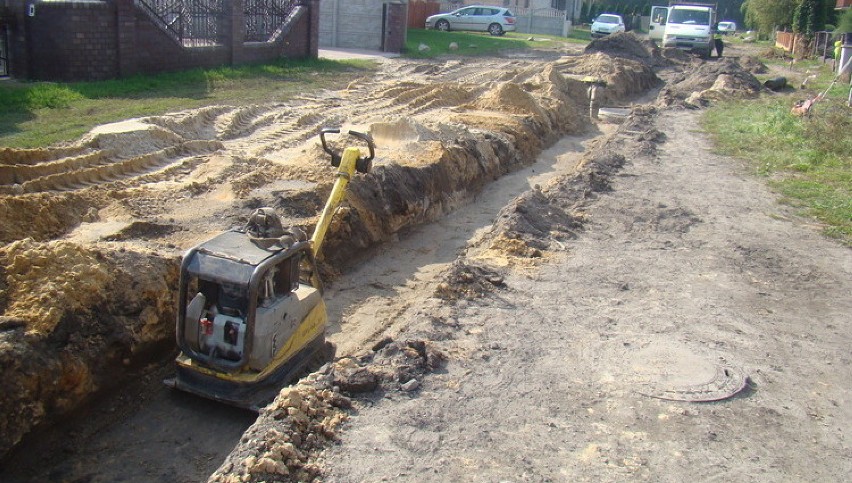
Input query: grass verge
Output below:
<box><xmin>0</xmin><ymin>58</ymin><xmax>375</xmax><ymax>148</ymax></box>
<box><xmin>404</xmin><ymin>28</ymin><xmax>585</xmax><ymax>58</ymax></box>
<box><xmin>702</xmin><ymin>64</ymin><xmax>852</xmax><ymax>245</ymax></box>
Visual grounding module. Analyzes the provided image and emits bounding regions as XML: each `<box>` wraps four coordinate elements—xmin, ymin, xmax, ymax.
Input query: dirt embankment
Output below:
<box><xmin>0</xmin><ymin>33</ymin><xmax>766</xmax><ymax>466</ymax></box>
<box><xmin>0</xmin><ymin>241</ymin><xmax>177</xmax><ymax>457</ymax></box>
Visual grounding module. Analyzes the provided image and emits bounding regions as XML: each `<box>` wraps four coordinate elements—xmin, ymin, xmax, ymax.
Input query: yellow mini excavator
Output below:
<box><xmin>165</xmin><ymin>129</ymin><xmax>374</xmax><ymax>410</ymax></box>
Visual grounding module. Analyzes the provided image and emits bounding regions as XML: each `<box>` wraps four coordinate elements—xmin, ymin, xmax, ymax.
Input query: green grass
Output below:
<box><xmin>702</xmin><ymin>63</ymin><xmax>852</xmax><ymax>244</ymax></box>
<box><xmin>0</xmin><ymin>58</ymin><xmax>375</xmax><ymax>148</ymax></box>
<box><xmin>568</xmin><ymin>26</ymin><xmax>592</xmax><ymax>41</ymax></box>
<box><xmin>404</xmin><ymin>28</ymin><xmax>585</xmax><ymax>59</ymax></box>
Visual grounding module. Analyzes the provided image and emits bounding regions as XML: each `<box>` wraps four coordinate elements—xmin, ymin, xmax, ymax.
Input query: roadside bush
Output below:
<box><xmin>837</xmin><ymin>9</ymin><xmax>852</xmax><ymax>33</ymax></box>
<box><xmin>0</xmin><ymin>83</ymin><xmax>83</xmax><ymax>112</ymax></box>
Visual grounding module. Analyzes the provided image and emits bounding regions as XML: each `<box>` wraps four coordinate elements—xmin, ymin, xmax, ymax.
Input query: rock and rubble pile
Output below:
<box><xmin>209</xmin><ymin>339</ymin><xmax>443</xmax><ymax>482</ymax></box>
<box><xmin>434</xmin><ymin>260</ymin><xmax>507</xmax><ymax>300</ymax></box>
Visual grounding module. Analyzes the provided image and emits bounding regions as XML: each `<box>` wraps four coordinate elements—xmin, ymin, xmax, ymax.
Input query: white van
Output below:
<box><xmin>662</xmin><ymin>3</ymin><xmax>716</xmax><ymax>57</ymax></box>
<box><xmin>649</xmin><ymin>6</ymin><xmax>668</xmax><ymax>41</ymax></box>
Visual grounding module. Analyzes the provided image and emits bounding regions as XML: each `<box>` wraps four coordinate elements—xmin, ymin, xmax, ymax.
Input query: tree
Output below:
<box><xmin>793</xmin><ymin>0</ymin><xmax>825</xmax><ymax>37</ymax></box>
<box><xmin>742</xmin><ymin>0</ymin><xmax>799</xmax><ymax>36</ymax></box>
<box><xmin>838</xmin><ymin>8</ymin><xmax>852</xmax><ymax>34</ymax></box>
<box><xmin>717</xmin><ymin>0</ymin><xmax>746</xmax><ymax>26</ymax></box>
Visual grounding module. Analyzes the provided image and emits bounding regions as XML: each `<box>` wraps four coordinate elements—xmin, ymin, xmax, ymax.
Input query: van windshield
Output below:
<box><xmin>669</xmin><ymin>9</ymin><xmax>710</xmax><ymax>25</ymax></box>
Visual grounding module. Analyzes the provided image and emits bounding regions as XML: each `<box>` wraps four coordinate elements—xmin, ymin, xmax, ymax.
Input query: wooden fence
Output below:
<box><xmin>408</xmin><ymin>0</ymin><xmax>441</xmax><ymax>28</ymax></box>
<box><xmin>776</xmin><ymin>30</ymin><xmax>841</xmax><ymax>60</ymax></box>
<box><xmin>776</xmin><ymin>31</ymin><xmax>796</xmax><ymax>52</ymax></box>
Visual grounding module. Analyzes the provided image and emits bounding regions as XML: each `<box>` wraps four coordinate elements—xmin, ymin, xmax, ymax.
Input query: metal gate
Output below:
<box><xmin>0</xmin><ymin>24</ymin><xmax>9</xmax><ymax>77</ymax></box>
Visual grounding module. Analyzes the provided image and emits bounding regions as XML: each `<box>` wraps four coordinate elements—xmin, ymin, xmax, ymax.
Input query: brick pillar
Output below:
<box><xmin>115</xmin><ymin>0</ymin><xmax>137</xmax><ymax>77</ymax></box>
<box><xmin>307</xmin><ymin>0</ymin><xmax>319</xmax><ymax>58</ymax></box>
<box><xmin>7</xmin><ymin>1</ymin><xmax>31</xmax><ymax>79</ymax></box>
<box><xmin>229</xmin><ymin>0</ymin><xmax>245</xmax><ymax>65</ymax></box>
<box><xmin>383</xmin><ymin>1</ymin><xmax>407</xmax><ymax>54</ymax></box>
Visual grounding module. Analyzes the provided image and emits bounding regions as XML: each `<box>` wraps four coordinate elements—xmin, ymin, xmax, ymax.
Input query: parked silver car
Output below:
<box><xmin>425</xmin><ymin>6</ymin><xmax>517</xmax><ymax>36</ymax></box>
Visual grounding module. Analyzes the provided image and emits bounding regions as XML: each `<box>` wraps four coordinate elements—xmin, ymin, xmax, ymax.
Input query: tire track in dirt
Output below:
<box><xmin>0</xmin><ymin>57</ymin><xmax>548</xmax><ymax>199</ymax></box>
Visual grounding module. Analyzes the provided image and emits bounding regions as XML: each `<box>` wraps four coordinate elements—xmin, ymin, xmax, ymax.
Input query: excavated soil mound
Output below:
<box><xmin>479</xmin><ymin>108</ymin><xmax>664</xmax><ymax>263</ymax></box>
<box><xmin>660</xmin><ymin>47</ymin><xmax>695</xmax><ymax>64</ymax></box>
<box><xmin>0</xmin><ymin>192</ymin><xmax>109</xmax><ymax>244</ymax></box>
<box><xmin>658</xmin><ymin>58</ymin><xmax>764</xmax><ymax>107</ymax></box>
<box><xmin>0</xmin><ymin>240</ymin><xmax>177</xmax><ymax>457</ymax></box>
<box><xmin>554</xmin><ymin>53</ymin><xmax>662</xmax><ymax>104</ymax></box>
<box><xmin>738</xmin><ymin>55</ymin><xmax>769</xmax><ymax>74</ymax></box>
<box><xmin>480</xmin><ymin>151</ymin><xmax>625</xmax><ymax>262</ymax></box>
<box><xmin>585</xmin><ymin>32</ymin><xmax>667</xmax><ymax>67</ymax></box>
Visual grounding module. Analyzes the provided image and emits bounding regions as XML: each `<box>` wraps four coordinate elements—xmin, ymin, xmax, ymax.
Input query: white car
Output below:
<box><xmin>590</xmin><ymin>14</ymin><xmax>625</xmax><ymax>39</ymax></box>
<box><xmin>717</xmin><ymin>21</ymin><xmax>737</xmax><ymax>35</ymax></box>
<box><xmin>425</xmin><ymin>6</ymin><xmax>517</xmax><ymax>36</ymax></box>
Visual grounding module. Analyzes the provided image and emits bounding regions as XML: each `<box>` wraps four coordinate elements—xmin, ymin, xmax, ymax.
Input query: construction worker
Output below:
<box><xmin>836</xmin><ymin>39</ymin><xmax>843</xmax><ymax>71</ymax></box>
<box><xmin>713</xmin><ymin>23</ymin><xmax>724</xmax><ymax>57</ymax></box>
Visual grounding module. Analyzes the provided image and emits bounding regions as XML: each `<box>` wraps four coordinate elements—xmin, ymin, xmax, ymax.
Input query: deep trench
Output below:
<box><xmin>0</xmin><ymin>126</ymin><xmax>609</xmax><ymax>483</ymax></box>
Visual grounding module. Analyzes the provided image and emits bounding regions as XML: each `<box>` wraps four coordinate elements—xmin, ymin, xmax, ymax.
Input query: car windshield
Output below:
<box><xmin>597</xmin><ymin>15</ymin><xmax>620</xmax><ymax>24</ymax></box>
<box><xmin>669</xmin><ymin>9</ymin><xmax>710</xmax><ymax>25</ymax></box>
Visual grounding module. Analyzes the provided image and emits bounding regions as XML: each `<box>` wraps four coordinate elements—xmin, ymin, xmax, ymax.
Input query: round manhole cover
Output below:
<box><xmin>628</xmin><ymin>343</ymin><xmax>749</xmax><ymax>402</ymax></box>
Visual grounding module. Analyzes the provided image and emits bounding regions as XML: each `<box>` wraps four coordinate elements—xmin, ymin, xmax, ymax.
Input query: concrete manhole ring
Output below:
<box><xmin>597</xmin><ymin>107</ymin><xmax>632</xmax><ymax>124</ymax></box>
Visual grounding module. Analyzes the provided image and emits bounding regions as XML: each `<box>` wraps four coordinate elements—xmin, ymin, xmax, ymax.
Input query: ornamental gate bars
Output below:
<box><xmin>245</xmin><ymin>0</ymin><xmax>295</xmax><ymax>42</ymax></box>
<box><xmin>136</xmin><ymin>0</ymin><xmax>296</xmax><ymax>47</ymax></box>
<box><xmin>0</xmin><ymin>24</ymin><xmax>8</xmax><ymax>77</ymax></box>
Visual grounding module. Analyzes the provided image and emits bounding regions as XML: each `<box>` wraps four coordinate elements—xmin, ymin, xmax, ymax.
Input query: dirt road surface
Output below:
<box><xmin>315</xmin><ymin>108</ymin><xmax>852</xmax><ymax>482</ymax></box>
<box><xmin>2</xmin><ymin>36</ymin><xmax>850</xmax><ymax>482</ymax></box>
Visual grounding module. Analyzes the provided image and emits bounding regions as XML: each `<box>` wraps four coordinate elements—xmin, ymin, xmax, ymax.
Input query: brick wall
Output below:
<box><xmin>131</xmin><ymin>7</ymin><xmax>230</xmax><ymax>75</ymax></box>
<box><xmin>27</xmin><ymin>1</ymin><xmax>118</xmax><ymax>81</ymax></box>
<box><xmin>5</xmin><ymin>0</ymin><xmax>317</xmax><ymax>82</ymax></box>
<box><xmin>240</xmin><ymin>0</ymin><xmax>317</xmax><ymax>64</ymax></box>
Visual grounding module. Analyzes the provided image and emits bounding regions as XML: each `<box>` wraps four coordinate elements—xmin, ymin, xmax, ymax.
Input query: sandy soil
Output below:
<box><xmin>5</xmin><ymin>33</ymin><xmax>659</xmax><ymax>465</ymax></box>
<box><xmin>3</xmin><ymin>34</ymin><xmax>849</xmax><ymax>482</ymax></box>
<box><xmin>316</xmin><ymin>108</ymin><xmax>852</xmax><ymax>483</ymax></box>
